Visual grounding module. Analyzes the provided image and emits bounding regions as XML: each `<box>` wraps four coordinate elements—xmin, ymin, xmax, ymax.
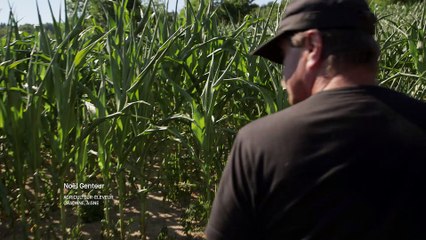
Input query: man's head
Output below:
<box><xmin>252</xmin><ymin>0</ymin><xmax>379</xmax><ymax>104</ymax></box>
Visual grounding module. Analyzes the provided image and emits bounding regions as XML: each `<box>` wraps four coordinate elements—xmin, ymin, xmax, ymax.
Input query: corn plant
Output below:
<box><xmin>374</xmin><ymin>2</ymin><xmax>426</xmax><ymax>99</ymax></box>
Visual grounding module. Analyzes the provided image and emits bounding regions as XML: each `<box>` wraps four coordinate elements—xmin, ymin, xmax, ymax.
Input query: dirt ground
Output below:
<box><xmin>0</xmin><ymin>191</ymin><xmax>206</xmax><ymax>239</ymax></box>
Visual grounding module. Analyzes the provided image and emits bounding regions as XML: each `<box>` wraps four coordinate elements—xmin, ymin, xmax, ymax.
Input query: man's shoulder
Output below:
<box><xmin>235</xmin><ymin>85</ymin><xmax>426</xmax><ymax>150</ymax></box>
<box><xmin>362</xmin><ymin>85</ymin><xmax>426</xmax><ymax>131</ymax></box>
<box><xmin>236</xmin><ymin>101</ymin><xmax>315</xmax><ymax>149</ymax></box>
<box><xmin>239</xmin><ymin>109</ymin><xmax>297</xmax><ymax>137</ymax></box>
<box><xmin>237</xmin><ymin>88</ymin><xmax>349</xmax><ymax>140</ymax></box>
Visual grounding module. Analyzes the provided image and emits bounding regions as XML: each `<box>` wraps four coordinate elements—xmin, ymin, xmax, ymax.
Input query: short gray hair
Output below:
<box><xmin>290</xmin><ymin>30</ymin><xmax>380</xmax><ymax>72</ymax></box>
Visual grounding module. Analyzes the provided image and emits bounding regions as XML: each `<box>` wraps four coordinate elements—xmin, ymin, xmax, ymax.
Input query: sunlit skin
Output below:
<box><xmin>280</xmin><ymin>29</ymin><xmax>378</xmax><ymax>105</ymax></box>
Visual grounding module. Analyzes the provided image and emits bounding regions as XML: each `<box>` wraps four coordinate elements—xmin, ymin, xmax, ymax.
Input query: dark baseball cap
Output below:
<box><xmin>251</xmin><ymin>0</ymin><xmax>377</xmax><ymax>64</ymax></box>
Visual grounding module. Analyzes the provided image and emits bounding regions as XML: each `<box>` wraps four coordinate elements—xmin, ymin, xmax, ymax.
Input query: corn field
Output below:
<box><xmin>0</xmin><ymin>0</ymin><xmax>425</xmax><ymax>239</ymax></box>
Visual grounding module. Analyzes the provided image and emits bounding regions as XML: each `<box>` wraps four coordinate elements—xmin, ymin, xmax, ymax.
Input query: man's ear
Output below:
<box><xmin>304</xmin><ymin>30</ymin><xmax>322</xmax><ymax>70</ymax></box>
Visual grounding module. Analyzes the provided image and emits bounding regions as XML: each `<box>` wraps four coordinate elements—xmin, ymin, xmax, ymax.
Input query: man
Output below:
<box><xmin>206</xmin><ymin>0</ymin><xmax>426</xmax><ymax>239</ymax></box>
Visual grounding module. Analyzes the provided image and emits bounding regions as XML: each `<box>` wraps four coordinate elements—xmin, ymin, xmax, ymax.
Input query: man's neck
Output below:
<box><xmin>312</xmin><ymin>67</ymin><xmax>377</xmax><ymax>94</ymax></box>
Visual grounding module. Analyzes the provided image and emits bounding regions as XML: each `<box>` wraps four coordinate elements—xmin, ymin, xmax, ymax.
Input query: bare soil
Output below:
<box><xmin>0</xmin><ymin>191</ymin><xmax>206</xmax><ymax>239</ymax></box>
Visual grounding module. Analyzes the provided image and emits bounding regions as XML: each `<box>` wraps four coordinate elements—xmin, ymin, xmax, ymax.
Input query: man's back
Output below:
<box><xmin>206</xmin><ymin>86</ymin><xmax>426</xmax><ymax>239</ymax></box>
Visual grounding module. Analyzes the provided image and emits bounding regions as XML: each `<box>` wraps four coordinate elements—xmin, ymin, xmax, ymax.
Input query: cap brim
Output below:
<box><xmin>250</xmin><ymin>34</ymin><xmax>285</xmax><ymax>64</ymax></box>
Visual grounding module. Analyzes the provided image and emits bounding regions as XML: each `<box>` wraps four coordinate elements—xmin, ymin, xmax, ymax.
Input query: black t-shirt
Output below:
<box><xmin>206</xmin><ymin>86</ymin><xmax>426</xmax><ymax>240</ymax></box>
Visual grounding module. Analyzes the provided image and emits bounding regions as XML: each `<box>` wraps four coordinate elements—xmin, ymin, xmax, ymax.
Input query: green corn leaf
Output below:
<box><xmin>6</xmin><ymin>58</ymin><xmax>30</xmax><ymax>69</ymax></box>
<box><xmin>191</xmin><ymin>101</ymin><xmax>205</xmax><ymax>145</ymax></box>
<box><xmin>73</xmin><ymin>28</ymin><xmax>114</xmax><ymax>68</ymax></box>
